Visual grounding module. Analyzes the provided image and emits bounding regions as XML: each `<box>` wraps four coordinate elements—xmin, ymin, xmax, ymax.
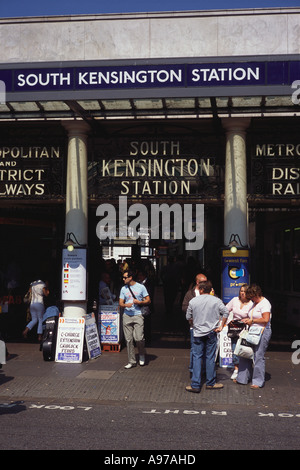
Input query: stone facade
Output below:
<box><xmin>0</xmin><ymin>8</ymin><xmax>299</xmax><ymax>64</ymax></box>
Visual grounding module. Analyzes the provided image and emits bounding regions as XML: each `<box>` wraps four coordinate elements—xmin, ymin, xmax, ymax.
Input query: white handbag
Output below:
<box><xmin>234</xmin><ymin>329</ymin><xmax>254</xmax><ymax>360</ymax></box>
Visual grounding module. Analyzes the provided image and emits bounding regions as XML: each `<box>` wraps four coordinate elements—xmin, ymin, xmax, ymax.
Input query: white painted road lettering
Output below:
<box><xmin>1</xmin><ymin>403</ymin><xmax>299</xmax><ymax>418</ymax></box>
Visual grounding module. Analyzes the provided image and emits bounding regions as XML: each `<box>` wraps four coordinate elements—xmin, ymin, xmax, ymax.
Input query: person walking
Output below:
<box><xmin>185</xmin><ymin>280</ymin><xmax>229</xmax><ymax>392</ymax></box>
<box><xmin>22</xmin><ymin>279</ymin><xmax>49</xmax><ymax>342</ymax></box>
<box><xmin>119</xmin><ymin>270</ymin><xmax>150</xmax><ymax>368</ymax></box>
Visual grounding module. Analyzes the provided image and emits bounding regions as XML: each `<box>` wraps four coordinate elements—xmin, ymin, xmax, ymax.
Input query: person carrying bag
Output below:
<box><xmin>128</xmin><ymin>286</ymin><xmax>151</xmax><ymax>317</ymax></box>
<box><xmin>119</xmin><ymin>270</ymin><xmax>150</xmax><ymax>369</ymax></box>
<box><xmin>234</xmin><ymin>284</ymin><xmax>272</xmax><ymax>390</ymax></box>
<box><xmin>226</xmin><ymin>284</ymin><xmax>253</xmax><ymax>380</ymax></box>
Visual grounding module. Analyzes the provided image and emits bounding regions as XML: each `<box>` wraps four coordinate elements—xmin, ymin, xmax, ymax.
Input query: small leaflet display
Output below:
<box><xmin>62</xmin><ymin>248</ymin><xmax>87</xmax><ymax>301</ymax></box>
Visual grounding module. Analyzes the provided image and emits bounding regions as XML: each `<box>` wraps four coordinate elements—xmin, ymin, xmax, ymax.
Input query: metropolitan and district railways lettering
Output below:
<box><xmin>0</xmin><ymin>146</ymin><xmax>60</xmax><ymax>197</ymax></box>
<box><xmin>255</xmin><ymin>143</ymin><xmax>300</xmax><ymax>196</ymax></box>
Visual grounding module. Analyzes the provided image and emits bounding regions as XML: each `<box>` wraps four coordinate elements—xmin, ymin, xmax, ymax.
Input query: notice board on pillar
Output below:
<box><xmin>221</xmin><ymin>249</ymin><xmax>250</xmax><ymax>304</ymax></box>
<box><xmin>62</xmin><ymin>248</ymin><xmax>87</xmax><ymax>301</ymax></box>
<box><xmin>55</xmin><ymin>317</ymin><xmax>85</xmax><ymax>363</ymax></box>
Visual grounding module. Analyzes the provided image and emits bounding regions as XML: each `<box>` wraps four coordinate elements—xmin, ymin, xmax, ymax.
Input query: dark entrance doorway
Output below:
<box><xmin>0</xmin><ymin>205</ymin><xmax>64</xmax><ymax>340</ymax></box>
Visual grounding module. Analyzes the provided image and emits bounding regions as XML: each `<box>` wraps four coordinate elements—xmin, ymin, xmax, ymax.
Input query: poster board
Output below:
<box><xmin>85</xmin><ymin>313</ymin><xmax>101</xmax><ymax>359</ymax></box>
<box><xmin>62</xmin><ymin>248</ymin><xmax>87</xmax><ymax>301</ymax></box>
<box><xmin>221</xmin><ymin>249</ymin><xmax>250</xmax><ymax>304</ymax></box>
<box><xmin>219</xmin><ymin>326</ymin><xmax>233</xmax><ymax>368</ymax></box>
<box><xmin>55</xmin><ymin>317</ymin><xmax>85</xmax><ymax>363</ymax></box>
<box><xmin>99</xmin><ymin>304</ymin><xmax>121</xmax><ymax>344</ymax></box>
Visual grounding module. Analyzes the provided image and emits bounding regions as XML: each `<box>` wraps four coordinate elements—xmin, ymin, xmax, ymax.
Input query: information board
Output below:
<box><xmin>55</xmin><ymin>317</ymin><xmax>85</xmax><ymax>363</ymax></box>
<box><xmin>85</xmin><ymin>313</ymin><xmax>101</xmax><ymax>359</ymax></box>
<box><xmin>61</xmin><ymin>248</ymin><xmax>87</xmax><ymax>301</ymax></box>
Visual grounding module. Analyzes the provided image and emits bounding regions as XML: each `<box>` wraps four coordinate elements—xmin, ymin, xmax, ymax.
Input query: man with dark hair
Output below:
<box><xmin>185</xmin><ymin>280</ymin><xmax>229</xmax><ymax>392</ymax></box>
<box><xmin>182</xmin><ymin>273</ymin><xmax>208</xmax><ymax>375</ymax></box>
<box><xmin>119</xmin><ymin>270</ymin><xmax>150</xmax><ymax>369</ymax></box>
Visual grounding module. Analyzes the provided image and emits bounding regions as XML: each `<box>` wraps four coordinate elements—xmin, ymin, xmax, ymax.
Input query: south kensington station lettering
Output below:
<box><xmin>14</xmin><ymin>64</ymin><xmax>262</xmax><ymax>90</ymax></box>
<box><xmin>2</xmin><ymin>60</ymin><xmax>299</xmax><ymax>94</ymax></box>
<box><xmin>99</xmin><ymin>140</ymin><xmax>215</xmax><ymax>196</ymax></box>
<box><xmin>3</xmin><ymin>61</ymin><xmax>269</xmax><ymax>92</ymax></box>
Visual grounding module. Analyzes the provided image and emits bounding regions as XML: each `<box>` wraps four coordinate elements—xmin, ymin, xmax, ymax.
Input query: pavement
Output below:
<box><xmin>0</xmin><ymin>336</ymin><xmax>299</xmax><ymax>410</ymax></box>
<box><xmin>1</xmin><ymin>285</ymin><xmax>299</xmax><ymax>410</ymax></box>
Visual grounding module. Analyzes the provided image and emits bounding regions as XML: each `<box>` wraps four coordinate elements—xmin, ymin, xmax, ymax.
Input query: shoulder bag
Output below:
<box><xmin>128</xmin><ymin>286</ymin><xmax>151</xmax><ymax>317</ymax></box>
<box><xmin>23</xmin><ymin>288</ymin><xmax>32</xmax><ymax>304</ymax></box>
<box><xmin>245</xmin><ymin>310</ymin><xmax>265</xmax><ymax>345</ymax></box>
<box><xmin>246</xmin><ymin>324</ymin><xmax>265</xmax><ymax>345</ymax></box>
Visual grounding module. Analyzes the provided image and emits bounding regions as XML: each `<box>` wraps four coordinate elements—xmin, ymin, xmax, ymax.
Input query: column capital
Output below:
<box><xmin>62</xmin><ymin>120</ymin><xmax>91</xmax><ymax>137</ymax></box>
<box><xmin>221</xmin><ymin>117</ymin><xmax>251</xmax><ymax>133</ymax></box>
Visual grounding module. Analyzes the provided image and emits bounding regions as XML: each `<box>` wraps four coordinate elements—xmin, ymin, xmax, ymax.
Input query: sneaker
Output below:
<box><xmin>124</xmin><ymin>363</ymin><xmax>136</xmax><ymax>369</ymax></box>
<box><xmin>231</xmin><ymin>369</ymin><xmax>238</xmax><ymax>380</ymax></box>
<box><xmin>185</xmin><ymin>385</ymin><xmax>200</xmax><ymax>393</ymax></box>
<box><xmin>139</xmin><ymin>355</ymin><xmax>145</xmax><ymax>366</ymax></box>
<box><xmin>206</xmin><ymin>383</ymin><xmax>224</xmax><ymax>390</ymax></box>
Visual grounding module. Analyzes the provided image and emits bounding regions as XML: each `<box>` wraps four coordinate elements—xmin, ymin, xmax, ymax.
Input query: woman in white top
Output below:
<box><xmin>22</xmin><ymin>280</ymin><xmax>49</xmax><ymax>342</ymax></box>
<box><xmin>236</xmin><ymin>284</ymin><xmax>272</xmax><ymax>389</ymax></box>
<box><xmin>226</xmin><ymin>284</ymin><xmax>253</xmax><ymax>380</ymax></box>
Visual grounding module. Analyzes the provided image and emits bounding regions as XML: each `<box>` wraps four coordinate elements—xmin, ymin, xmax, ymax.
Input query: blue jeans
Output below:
<box><xmin>27</xmin><ymin>302</ymin><xmax>45</xmax><ymax>335</ymax></box>
<box><xmin>191</xmin><ymin>331</ymin><xmax>218</xmax><ymax>389</ymax></box>
<box><xmin>189</xmin><ymin>328</ymin><xmax>193</xmax><ymax>372</ymax></box>
<box><xmin>237</xmin><ymin>328</ymin><xmax>272</xmax><ymax>387</ymax></box>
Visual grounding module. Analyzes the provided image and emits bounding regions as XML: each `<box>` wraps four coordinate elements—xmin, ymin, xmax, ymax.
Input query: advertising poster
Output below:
<box><xmin>221</xmin><ymin>249</ymin><xmax>250</xmax><ymax>304</ymax></box>
<box><xmin>55</xmin><ymin>317</ymin><xmax>85</xmax><ymax>363</ymax></box>
<box><xmin>219</xmin><ymin>326</ymin><xmax>233</xmax><ymax>368</ymax></box>
<box><xmin>99</xmin><ymin>305</ymin><xmax>120</xmax><ymax>344</ymax></box>
<box><xmin>85</xmin><ymin>313</ymin><xmax>101</xmax><ymax>359</ymax></box>
<box><xmin>61</xmin><ymin>248</ymin><xmax>87</xmax><ymax>301</ymax></box>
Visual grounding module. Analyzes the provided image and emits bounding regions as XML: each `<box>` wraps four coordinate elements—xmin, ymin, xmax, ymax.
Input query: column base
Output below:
<box><xmin>63</xmin><ymin>303</ymin><xmax>87</xmax><ymax>318</ymax></box>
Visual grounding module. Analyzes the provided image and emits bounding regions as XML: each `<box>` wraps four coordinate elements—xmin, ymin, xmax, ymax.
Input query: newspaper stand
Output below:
<box><xmin>99</xmin><ymin>303</ymin><xmax>122</xmax><ymax>352</ymax></box>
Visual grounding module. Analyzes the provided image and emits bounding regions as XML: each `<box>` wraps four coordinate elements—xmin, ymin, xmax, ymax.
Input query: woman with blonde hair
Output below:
<box><xmin>226</xmin><ymin>284</ymin><xmax>253</xmax><ymax>380</ymax></box>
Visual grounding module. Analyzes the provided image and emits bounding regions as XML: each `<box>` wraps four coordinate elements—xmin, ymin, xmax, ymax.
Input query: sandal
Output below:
<box><xmin>250</xmin><ymin>384</ymin><xmax>260</xmax><ymax>390</ymax></box>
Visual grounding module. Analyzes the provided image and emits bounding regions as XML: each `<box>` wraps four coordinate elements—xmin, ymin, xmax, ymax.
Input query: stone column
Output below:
<box><xmin>222</xmin><ymin>118</ymin><xmax>250</xmax><ymax>248</ymax></box>
<box><xmin>62</xmin><ymin>121</ymin><xmax>90</xmax><ymax>318</ymax></box>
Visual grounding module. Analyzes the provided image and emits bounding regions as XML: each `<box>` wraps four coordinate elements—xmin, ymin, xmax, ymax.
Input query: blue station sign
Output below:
<box><xmin>0</xmin><ymin>60</ymin><xmax>299</xmax><ymax>93</ymax></box>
